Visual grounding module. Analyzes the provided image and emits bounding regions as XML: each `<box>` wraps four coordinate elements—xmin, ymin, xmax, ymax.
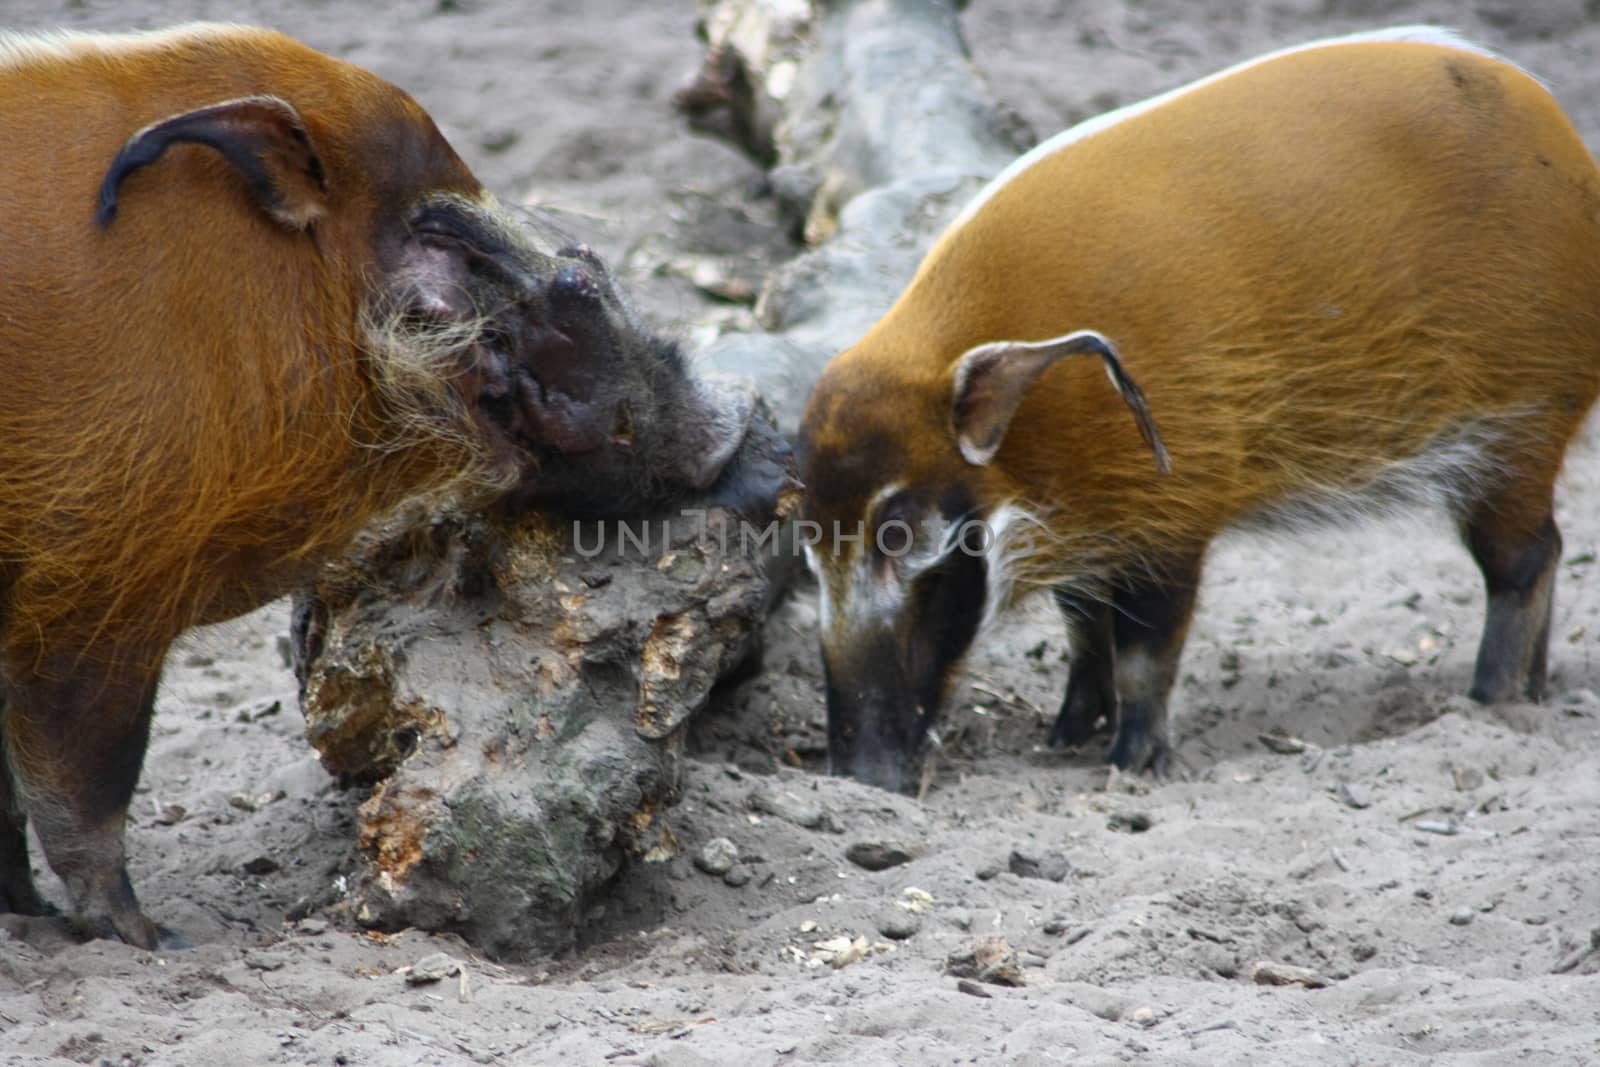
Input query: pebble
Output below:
<box><xmin>1107</xmin><ymin>812</ymin><xmax>1154</xmax><ymax>833</ymax></box>
<box><xmin>1008</xmin><ymin>849</ymin><xmax>1071</xmax><ymax>883</ymax></box>
<box><xmin>945</xmin><ymin>937</ymin><xmax>1026</xmax><ymax>987</ymax></box>
<box><xmin>241</xmin><ymin>856</ymin><xmax>280</xmax><ymax>876</ymax></box>
<box><xmin>1041</xmin><ymin>918</ymin><xmax>1071</xmax><ymax>936</ymax></box>
<box><xmin>1249</xmin><ymin>960</ymin><xmax>1331</xmax><ymax>988</ymax></box>
<box><xmin>406</xmin><ymin>952</ymin><xmax>461</xmax><ymax>984</ymax></box>
<box><xmin>1336</xmin><ymin>782</ymin><xmax>1372</xmax><ymax>810</ymax></box>
<box><xmin>1449</xmin><ymin>907</ymin><xmax>1475</xmax><ymax>927</ymax></box>
<box><xmin>845</xmin><ymin>842</ymin><xmax>913</xmax><ymax>871</ymax></box>
<box><xmin>946</xmin><ymin>908</ymin><xmax>973</xmax><ymax>931</ymax></box>
<box><xmin>749</xmin><ymin>788</ymin><xmax>824</xmax><ymax>829</ymax></box>
<box><xmin>877</xmin><ymin>909</ymin><xmax>922</xmax><ymax>940</ymax></box>
<box><xmin>295</xmin><ymin>918</ymin><xmax>330</xmax><ymax>936</ymax></box>
<box><xmin>722</xmin><ymin>865</ymin><xmax>753</xmax><ymax>888</ymax></box>
<box><xmin>694</xmin><ymin>837</ymin><xmax>739</xmax><ymax>876</ymax></box>
<box><xmin>1130</xmin><ymin>1006</ymin><xmax>1157</xmax><ymax>1028</ymax></box>
<box><xmin>243</xmin><ymin>951</ymin><xmax>288</xmax><ymax>972</ymax></box>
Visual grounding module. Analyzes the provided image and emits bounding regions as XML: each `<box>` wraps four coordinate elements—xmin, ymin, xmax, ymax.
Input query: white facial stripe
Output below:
<box><xmin>946</xmin><ymin>26</ymin><xmax>1509</xmax><ymax>234</ymax></box>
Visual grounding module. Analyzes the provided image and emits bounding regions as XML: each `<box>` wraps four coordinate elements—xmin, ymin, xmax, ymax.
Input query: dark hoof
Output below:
<box><xmin>0</xmin><ymin>879</ymin><xmax>59</xmax><ymax>917</ymax></box>
<box><xmin>155</xmin><ymin>925</ymin><xmax>194</xmax><ymax>952</ymax></box>
<box><xmin>1105</xmin><ymin>729</ymin><xmax>1171</xmax><ymax>779</ymax></box>
<box><xmin>1048</xmin><ymin>709</ymin><xmax>1106</xmax><ymax>749</ymax></box>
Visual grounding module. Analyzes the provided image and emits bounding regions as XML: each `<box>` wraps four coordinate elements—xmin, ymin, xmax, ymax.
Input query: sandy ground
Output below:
<box><xmin>4</xmin><ymin>0</ymin><xmax>1600</xmax><ymax>1064</ymax></box>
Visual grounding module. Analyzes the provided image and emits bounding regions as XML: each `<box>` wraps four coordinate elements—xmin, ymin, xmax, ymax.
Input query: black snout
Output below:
<box><xmin>821</xmin><ymin>535</ymin><xmax>990</xmax><ymax>795</ymax></box>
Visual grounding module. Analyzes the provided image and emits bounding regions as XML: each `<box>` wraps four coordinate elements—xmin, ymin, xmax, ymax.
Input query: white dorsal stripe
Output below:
<box><xmin>947</xmin><ymin>26</ymin><xmax>1510</xmax><ymax>233</ymax></box>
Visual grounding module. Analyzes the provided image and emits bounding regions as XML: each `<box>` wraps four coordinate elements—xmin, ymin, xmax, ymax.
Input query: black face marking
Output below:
<box><xmin>824</xmin><ymin>508</ymin><xmax>989</xmax><ymax>794</ymax></box>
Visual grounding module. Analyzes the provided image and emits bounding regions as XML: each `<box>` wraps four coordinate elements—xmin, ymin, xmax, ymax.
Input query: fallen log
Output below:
<box><xmin>679</xmin><ymin>0</ymin><xmax>1030</xmax><ymax>433</ymax></box>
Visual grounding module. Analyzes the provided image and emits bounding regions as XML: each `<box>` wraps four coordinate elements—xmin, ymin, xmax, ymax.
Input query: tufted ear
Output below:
<box><xmin>97</xmin><ymin>95</ymin><xmax>327</xmax><ymax>231</ymax></box>
<box><xmin>949</xmin><ymin>329</ymin><xmax>1171</xmax><ymax>473</ymax></box>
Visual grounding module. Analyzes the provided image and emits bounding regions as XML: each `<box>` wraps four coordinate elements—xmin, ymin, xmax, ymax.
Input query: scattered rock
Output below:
<box><xmin>845</xmin><ymin>842</ymin><xmax>913</xmax><ymax>871</ymax></box>
<box><xmin>749</xmin><ymin>787</ymin><xmax>824</xmax><ymax>829</ymax></box>
<box><xmin>946</xmin><ymin>909</ymin><xmax>973</xmax><ymax>931</ymax></box>
<box><xmin>694</xmin><ymin>837</ymin><xmax>739</xmax><ymax>877</ymax></box>
<box><xmin>1041</xmin><ymin>918</ymin><xmax>1072</xmax><ymax>936</ymax></box>
<box><xmin>1008</xmin><ymin>849</ymin><xmax>1070</xmax><ymax>882</ymax></box>
<box><xmin>1336</xmin><ymin>782</ymin><xmax>1372</xmax><ymax>809</ymax></box>
<box><xmin>1352</xmin><ymin>942</ymin><xmax>1378</xmax><ymax>962</ymax></box>
<box><xmin>945</xmin><ymin>938</ymin><xmax>1026</xmax><ymax>987</ymax></box>
<box><xmin>241</xmin><ymin>856</ymin><xmax>280</xmax><ymax>876</ymax></box>
<box><xmin>243</xmin><ymin>951</ymin><xmax>288</xmax><ymax>972</ymax></box>
<box><xmin>723</xmin><ymin>865</ymin><xmax>753</xmax><ymax>888</ymax></box>
<box><xmin>153</xmin><ymin>804</ymin><xmax>187</xmax><ymax>826</ymax></box>
<box><xmin>1107</xmin><ymin>812</ymin><xmax>1154</xmax><ymax>833</ymax></box>
<box><xmin>956</xmin><ymin>978</ymin><xmax>992</xmax><ymax>999</ymax></box>
<box><xmin>1130</xmin><ymin>1006</ymin><xmax>1158</xmax><ymax>1028</ymax></box>
<box><xmin>1452</xmin><ymin>765</ymin><xmax>1486</xmax><ymax>792</ymax></box>
<box><xmin>295</xmin><ymin>918</ymin><xmax>330</xmax><ymax>936</ymax></box>
<box><xmin>975</xmin><ymin>862</ymin><xmax>1002</xmax><ymax>881</ymax></box>
<box><xmin>406</xmin><ymin>952</ymin><xmax>462</xmax><ymax>984</ymax></box>
<box><xmin>1259</xmin><ymin>730</ymin><xmax>1313</xmax><ymax>755</ymax></box>
<box><xmin>1249</xmin><ymin>961</ymin><xmax>1331</xmax><ymax>989</ymax></box>
<box><xmin>1449</xmin><ymin>907</ymin><xmax>1475</xmax><ymax>927</ymax></box>
<box><xmin>877</xmin><ymin>909</ymin><xmax>921</xmax><ymax>940</ymax></box>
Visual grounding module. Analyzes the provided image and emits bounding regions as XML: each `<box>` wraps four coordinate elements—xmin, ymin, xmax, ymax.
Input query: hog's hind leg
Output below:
<box><xmin>1461</xmin><ymin>484</ymin><xmax>1562</xmax><ymax>704</ymax></box>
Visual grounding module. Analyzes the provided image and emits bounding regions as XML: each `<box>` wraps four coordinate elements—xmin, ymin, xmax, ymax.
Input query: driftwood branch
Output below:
<box><xmin>679</xmin><ymin>0</ymin><xmax>1029</xmax><ymax>433</ymax></box>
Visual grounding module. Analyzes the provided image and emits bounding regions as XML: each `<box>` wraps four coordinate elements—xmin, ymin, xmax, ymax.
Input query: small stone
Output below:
<box><xmin>694</xmin><ymin>837</ymin><xmax>739</xmax><ymax>876</ymax></box>
<box><xmin>295</xmin><ymin>918</ymin><xmax>330</xmax><ymax>936</ymax></box>
<box><xmin>845</xmin><ymin>842</ymin><xmax>913</xmax><ymax>871</ymax></box>
<box><xmin>1249</xmin><ymin>960</ymin><xmax>1331</xmax><ymax>988</ymax></box>
<box><xmin>956</xmin><ymin>978</ymin><xmax>992</xmax><ymax>998</ymax></box>
<box><xmin>1448</xmin><ymin>908</ymin><xmax>1475</xmax><ymax>927</ymax></box>
<box><xmin>877</xmin><ymin>909</ymin><xmax>921</xmax><ymax>940</ymax></box>
<box><xmin>1009</xmin><ymin>849</ymin><xmax>1070</xmax><ymax>882</ymax></box>
<box><xmin>241</xmin><ymin>856</ymin><xmax>280</xmax><ymax>876</ymax></box>
<box><xmin>749</xmin><ymin>787</ymin><xmax>824</xmax><ymax>829</ymax></box>
<box><xmin>1130</xmin><ymin>1006</ymin><xmax>1157</xmax><ymax>1028</ymax></box>
<box><xmin>945</xmin><ymin>937</ymin><xmax>1025</xmax><ymax>987</ymax></box>
<box><xmin>975</xmin><ymin>862</ymin><xmax>1001</xmax><ymax>881</ymax></box>
<box><xmin>229</xmin><ymin>793</ymin><xmax>260</xmax><ymax>813</ymax></box>
<box><xmin>406</xmin><ymin>952</ymin><xmax>461</xmax><ymax>984</ymax></box>
<box><xmin>1414</xmin><ymin>887</ymin><xmax>1434</xmax><ymax>900</ymax></box>
<box><xmin>1452</xmin><ymin>765</ymin><xmax>1485</xmax><ymax>792</ymax></box>
<box><xmin>1041</xmin><ymin>918</ymin><xmax>1071</xmax><ymax>936</ymax></box>
<box><xmin>722</xmin><ymin>865</ymin><xmax>753</xmax><ymax>888</ymax></box>
<box><xmin>1336</xmin><ymin>782</ymin><xmax>1372</xmax><ymax>809</ymax></box>
<box><xmin>243</xmin><ymin>951</ymin><xmax>287</xmax><ymax>971</ymax></box>
<box><xmin>1352</xmin><ymin>942</ymin><xmax>1378</xmax><ymax>962</ymax></box>
<box><xmin>946</xmin><ymin>909</ymin><xmax>973</xmax><ymax>931</ymax></box>
<box><xmin>153</xmin><ymin>804</ymin><xmax>187</xmax><ymax>826</ymax></box>
<box><xmin>1107</xmin><ymin>812</ymin><xmax>1153</xmax><ymax>833</ymax></box>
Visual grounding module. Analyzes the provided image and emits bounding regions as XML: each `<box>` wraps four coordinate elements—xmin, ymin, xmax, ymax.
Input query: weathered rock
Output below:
<box><xmin>844</xmin><ymin>841</ymin><xmax>913</xmax><ymax>871</ymax></box>
<box><xmin>294</xmin><ymin>415</ymin><xmax>797</xmax><ymax>960</ymax></box>
<box><xmin>945</xmin><ymin>937</ymin><xmax>1026</xmax><ymax>988</ymax></box>
<box><xmin>695</xmin><ymin>837</ymin><xmax>740</xmax><ymax>876</ymax></box>
<box><xmin>1009</xmin><ymin>849</ymin><xmax>1071</xmax><ymax>883</ymax></box>
<box><xmin>876</xmin><ymin>908</ymin><xmax>921</xmax><ymax>941</ymax></box>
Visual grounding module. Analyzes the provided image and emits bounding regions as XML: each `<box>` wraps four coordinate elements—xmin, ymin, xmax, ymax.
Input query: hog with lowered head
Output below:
<box><xmin>0</xmin><ymin>23</ymin><xmax>767</xmax><ymax>949</ymax></box>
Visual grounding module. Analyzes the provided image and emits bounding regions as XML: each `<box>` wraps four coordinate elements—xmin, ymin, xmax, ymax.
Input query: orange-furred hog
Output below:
<box><xmin>0</xmin><ymin>24</ymin><xmax>760</xmax><ymax>948</ymax></box>
<box><xmin>799</xmin><ymin>28</ymin><xmax>1600</xmax><ymax>792</ymax></box>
